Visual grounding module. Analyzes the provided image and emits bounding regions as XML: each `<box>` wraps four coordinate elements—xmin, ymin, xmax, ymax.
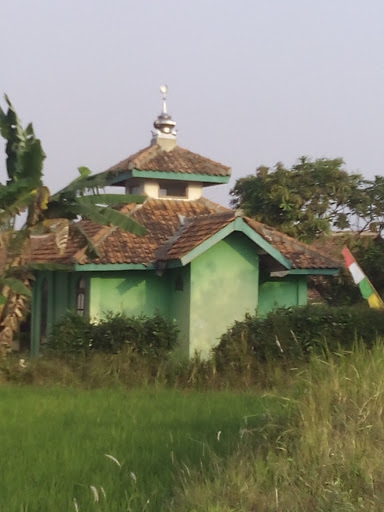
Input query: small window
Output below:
<box><xmin>159</xmin><ymin>182</ymin><xmax>187</xmax><ymax>198</ymax></box>
<box><xmin>76</xmin><ymin>277</ymin><xmax>86</xmax><ymax>316</ymax></box>
<box><xmin>175</xmin><ymin>275</ymin><xmax>184</xmax><ymax>291</ymax></box>
<box><xmin>127</xmin><ymin>185</ymin><xmax>142</xmax><ymax>195</ymax></box>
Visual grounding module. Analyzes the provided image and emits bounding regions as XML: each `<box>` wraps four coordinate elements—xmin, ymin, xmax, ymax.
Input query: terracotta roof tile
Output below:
<box><xmin>29</xmin><ymin>198</ymin><xmax>227</xmax><ymax>266</ymax></box>
<box><xmin>156</xmin><ymin>212</ymin><xmax>235</xmax><ymax>261</ymax></box>
<box><xmin>28</xmin><ymin>198</ymin><xmax>340</xmax><ymax>271</ymax></box>
<box><xmin>156</xmin><ymin>213</ymin><xmax>340</xmax><ymax>270</ymax></box>
<box><xmin>243</xmin><ymin>218</ymin><xmax>341</xmax><ymax>269</ymax></box>
<box><xmin>106</xmin><ymin>144</ymin><xmax>231</xmax><ymax>178</ymax></box>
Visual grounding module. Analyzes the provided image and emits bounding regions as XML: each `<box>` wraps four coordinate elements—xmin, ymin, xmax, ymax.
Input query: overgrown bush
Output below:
<box><xmin>172</xmin><ymin>342</ymin><xmax>384</xmax><ymax>511</ymax></box>
<box><xmin>214</xmin><ymin>304</ymin><xmax>384</xmax><ymax>367</ymax></box>
<box><xmin>47</xmin><ymin>311</ymin><xmax>179</xmax><ymax>358</ymax></box>
<box><xmin>47</xmin><ymin>311</ymin><xmax>92</xmax><ymax>355</ymax></box>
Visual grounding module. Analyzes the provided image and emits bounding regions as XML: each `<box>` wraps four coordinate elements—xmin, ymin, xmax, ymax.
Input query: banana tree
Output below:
<box><xmin>0</xmin><ymin>95</ymin><xmax>146</xmax><ymax>354</ymax></box>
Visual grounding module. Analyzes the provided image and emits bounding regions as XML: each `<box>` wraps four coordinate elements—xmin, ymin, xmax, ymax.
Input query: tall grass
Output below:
<box><xmin>172</xmin><ymin>342</ymin><xmax>384</xmax><ymax>511</ymax></box>
<box><xmin>0</xmin><ymin>348</ymin><xmax>299</xmax><ymax>391</ymax></box>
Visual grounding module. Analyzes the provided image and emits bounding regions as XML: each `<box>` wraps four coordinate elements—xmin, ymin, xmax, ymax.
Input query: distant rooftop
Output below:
<box><xmin>105</xmin><ymin>144</ymin><xmax>231</xmax><ymax>182</ymax></box>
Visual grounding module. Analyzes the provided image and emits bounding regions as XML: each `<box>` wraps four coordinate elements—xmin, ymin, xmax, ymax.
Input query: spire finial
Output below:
<box><xmin>160</xmin><ymin>84</ymin><xmax>168</xmax><ymax>114</ymax></box>
<box><xmin>151</xmin><ymin>85</ymin><xmax>177</xmax><ymax>150</ymax></box>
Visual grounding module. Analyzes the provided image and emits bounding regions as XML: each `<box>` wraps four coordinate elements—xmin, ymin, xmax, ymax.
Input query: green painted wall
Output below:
<box><xmin>258</xmin><ymin>274</ymin><xmax>307</xmax><ymax>317</ymax></box>
<box><xmin>167</xmin><ymin>266</ymin><xmax>191</xmax><ymax>359</ymax></box>
<box><xmin>89</xmin><ymin>271</ymin><xmax>170</xmax><ymax>320</ymax></box>
<box><xmin>189</xmin><ymin>232</ymin><xmax>259</xmax><ymax>358</ymax></box>
<box><xmin>31</xmin><ymin>271</ymin><xmax>80</xmax><ymax>355</ymax></box>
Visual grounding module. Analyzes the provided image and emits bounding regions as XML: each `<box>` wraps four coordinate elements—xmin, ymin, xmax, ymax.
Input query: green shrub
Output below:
<box><xmin>47</xmin><ymin>311</ymin><xmax>179</xmax><ymax>358</ymax></box>
<box><xmin>214</xmin><ymin>304</ymin><xmax>384</xmax><ymax>367</ymax></box>
<box><xmin>47</xmin><ymin>311</ymin><xmax>92</xmax><ymax>355</ymax></box>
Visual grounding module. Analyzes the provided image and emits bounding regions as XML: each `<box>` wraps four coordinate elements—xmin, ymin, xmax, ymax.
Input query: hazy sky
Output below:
<box><xmin>1</xmin><ymin>0</ymin><xmax>383</xmax><ymax>205</ymax></box>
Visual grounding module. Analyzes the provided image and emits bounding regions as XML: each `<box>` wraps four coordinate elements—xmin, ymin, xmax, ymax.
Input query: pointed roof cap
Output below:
<box><xmin>151</xmin><ymin>85</ymin><xmax>177</xmax><ymax>150</ymax></box>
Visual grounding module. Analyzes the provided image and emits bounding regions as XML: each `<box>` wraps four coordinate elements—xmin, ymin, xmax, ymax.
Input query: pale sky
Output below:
<box><xmin>1</xmin><ymin>0</ymin><xmax>383</xmax><ymax>205</ymax></box>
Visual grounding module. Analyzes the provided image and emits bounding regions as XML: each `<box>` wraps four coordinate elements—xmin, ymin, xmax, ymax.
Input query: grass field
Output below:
<box><xmin>0</xmin><ymin>387</ymin><xmax>276</xmax><ymax>512</ymax></box>
<box><xmin>3</xmin><ymin>343</ymin><xmax>384</xmax><ymax>511</ymax></box>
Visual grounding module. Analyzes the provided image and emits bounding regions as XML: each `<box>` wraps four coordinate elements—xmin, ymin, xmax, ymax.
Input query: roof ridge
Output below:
<box><xmin>186</xmin><ymin>211</ymin><xmax>235</xmax><ymax>223</ymax></box>
<box><xmin>175</xmin><ymin>146</ymin><xmax>231</xmax><ymax>172</ymax></box>
<box><xmin>106</xmin><ymin>145</ymin><xmax>153</xmax><ymax>172</ymax></box>
<box><xmin>128</xmin><ymin>144</ymin><xmax>161</xmax><ymax>169</ymax></box>
<box><xmin>156</xmin><ymin>211</ymin><xmax>236</xmax><ymax>261</ymax></box>
<box><xmin>197</xmin><ymin>197</ymin><xmax>231</xmax><ymax>212</ymax></box>
<box><xmin>155</xmin><ymin>222</ymin><xmax>188</xmax><ymax>261</ymax></box>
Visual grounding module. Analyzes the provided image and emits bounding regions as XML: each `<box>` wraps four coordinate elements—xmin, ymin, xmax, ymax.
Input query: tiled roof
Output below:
<box><xmin>156</xmin><ymin>212</ymin><xmax>235</xmax><ymax>261</ymax></box>
<box><xmin>243</xmin><ymin>218</ymin><xmax>341</xmax><ymax>269</ymax></box>
<box><xmin>30</xmin><ymin>198</ymin><xmax>227</xmax><ymax>265</ymax></box>
<box><xmin>155</xmin><ymin>212</ymin><xmax>340</xmax><ymax>270</ymax></box>
<box><xmin>105</xmin><ymin>144</ymin><xmax>231</xmax><ymax>179</ymax></box>
<box><xmin>29</xmin><ymin>198</ymin><xmax>340</xmax><ymax>271</ymax></box>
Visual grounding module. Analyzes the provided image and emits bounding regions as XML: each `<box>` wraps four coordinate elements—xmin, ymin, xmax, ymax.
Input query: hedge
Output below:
<box><xmin>214</xmin><ymin>305</ymin><xmax>384</xmax><ymax>366</ymax></box>
<box><xmin>47</xmin><ymin>311</ymin><xmax>179</xmax><ymax>358</ymax></box>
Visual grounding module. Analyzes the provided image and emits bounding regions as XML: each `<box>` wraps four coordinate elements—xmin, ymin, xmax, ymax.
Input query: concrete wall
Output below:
<box><xmin>89</xmin><ymin>271</ymin><xmax>170</xmax><ymax>320</ymax></box>
<box><xmin>189</xmin><ymin>232</ymin><xmax>259</xmax><ymax>358</ymax></box>
<box><xmin>258</xmin><ymin>274</ymin><xmax>307</xmax><ymax>316</ymax></box>
<box><xmin>187</xmin><ymin>183</ymin><xmax>202</xmax><ymax>200</ymax></box>
<box><xmin>167</xmin><ymin>266</ymin><xmax>191</xmax><ymax>359</ymax></box>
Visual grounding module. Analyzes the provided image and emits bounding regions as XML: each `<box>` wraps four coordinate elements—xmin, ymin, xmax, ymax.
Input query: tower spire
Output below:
<box><xmin>161</xmin><ymin>84</ymin><xmax>168</xmax><ymax>114</ymax></box>
<box><xmin>151</xmin><ymin>85</ymin><xmax>177</xmax><ymax>150</ymax></box>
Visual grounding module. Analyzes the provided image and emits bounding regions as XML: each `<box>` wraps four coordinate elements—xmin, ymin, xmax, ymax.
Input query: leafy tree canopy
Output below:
<box><xmin>231</xmin><ymin>157</ymin><xmax>384</xmax><ymax>243</ymax></box>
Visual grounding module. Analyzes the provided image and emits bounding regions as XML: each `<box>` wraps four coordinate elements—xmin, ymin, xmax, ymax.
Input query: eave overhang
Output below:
<box><xmin>107</xmin><ymin>169</ymin><xmax>230</xmax><ymax>186</ymax></box>
<box><xmin>270</xmin><ymin>268</ymin><xmax>340</xmax><ymax>277</ymax></box>
<box><xmin>74</xmin><ymin>263</ymin><xmax>156</xmax><ymax>272</ymax></box>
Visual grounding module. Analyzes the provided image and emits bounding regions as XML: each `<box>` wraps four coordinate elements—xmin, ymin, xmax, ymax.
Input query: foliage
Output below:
<box><xmin>173</xmin><ymin>342</ymin><xmax>384</xmax><ymax>511</ymax></box>
<box><xmin>47</xmin><ymin>311</ymin><xmax>179</xmax><ymax>358</ymax></box>
<box><xmin>309</xmin><ymin>234</ymin><xmax>384</xmax><ymax>306</ymax></box>
<box><xmin>214</xmin><ymin>304</ymin><xmax>384</xmax><ymax>367</ymax></box>
<box><xmin>231</xmin><ymin>157</ymin><xmax>384</xmax><ymax>242</ymax></box>
<box><xmin>4</xmin><ymin>344</ymin><xmax>384</xmax><ymax>509</ymax></box>
<box><xmin>352</xmin><ymin>235</ymin><xmax>384</xmax><ymax>296</ymax></box>
<box><xmin>0</xmin><ymin>95</ymin><xmax>146</xmax><ymax>352</ymax></box>
<box><xmin>43</xmin><ymin>311</ymin><xmax>92</xmax><ymax>355</ymax></box>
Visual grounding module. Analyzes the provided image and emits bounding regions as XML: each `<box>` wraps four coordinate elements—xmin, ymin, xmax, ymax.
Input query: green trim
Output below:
<box><xmin>74</xmin><ymin>263</ymin><xmax>155</xmax><ymax>272</ymax></box>
<box><xmin>180</xmin><ymin>218</ymin><xmax>292</xmax><ymax>269</ymax></box>
<box><xmin>288</xmin><ymin>268</ymin><xmax>339</xmax><ymax>276</ymax></box>
<box><xmin>234</xmin><ymin>218</ymin><xmax>292</xmax><ymax>269</ymax></box>
<box><xmin>108</xmin><ymin>169</ymin><xmax>229</xmax><ymax>185</ymax></box>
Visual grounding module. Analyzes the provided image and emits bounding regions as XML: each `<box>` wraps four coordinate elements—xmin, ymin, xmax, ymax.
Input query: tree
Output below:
<box><xmin>230</xmin><ymin>157</ymin><xmax>369</xmax><ymax>242</ymax></box>
<box><xmin>0</xmin><ymin>95</ymin><xmax>146</xmax><ymax>353</ymax></box>
<box><xmin>230</xmin><ymin>156</ymin><xmax>384</xmax><ymax>306</ymax></box>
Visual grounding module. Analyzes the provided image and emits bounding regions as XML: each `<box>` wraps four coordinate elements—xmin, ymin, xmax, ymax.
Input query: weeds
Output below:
<box><xmin>3</xmin><ymin>339</ymin><xmax>384</xmax><ymax>510</ymax></box>
<box><xmin>172</xmin><ymin>342</ymin><xmax>384</xmax><ymax>511</ymax></box>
